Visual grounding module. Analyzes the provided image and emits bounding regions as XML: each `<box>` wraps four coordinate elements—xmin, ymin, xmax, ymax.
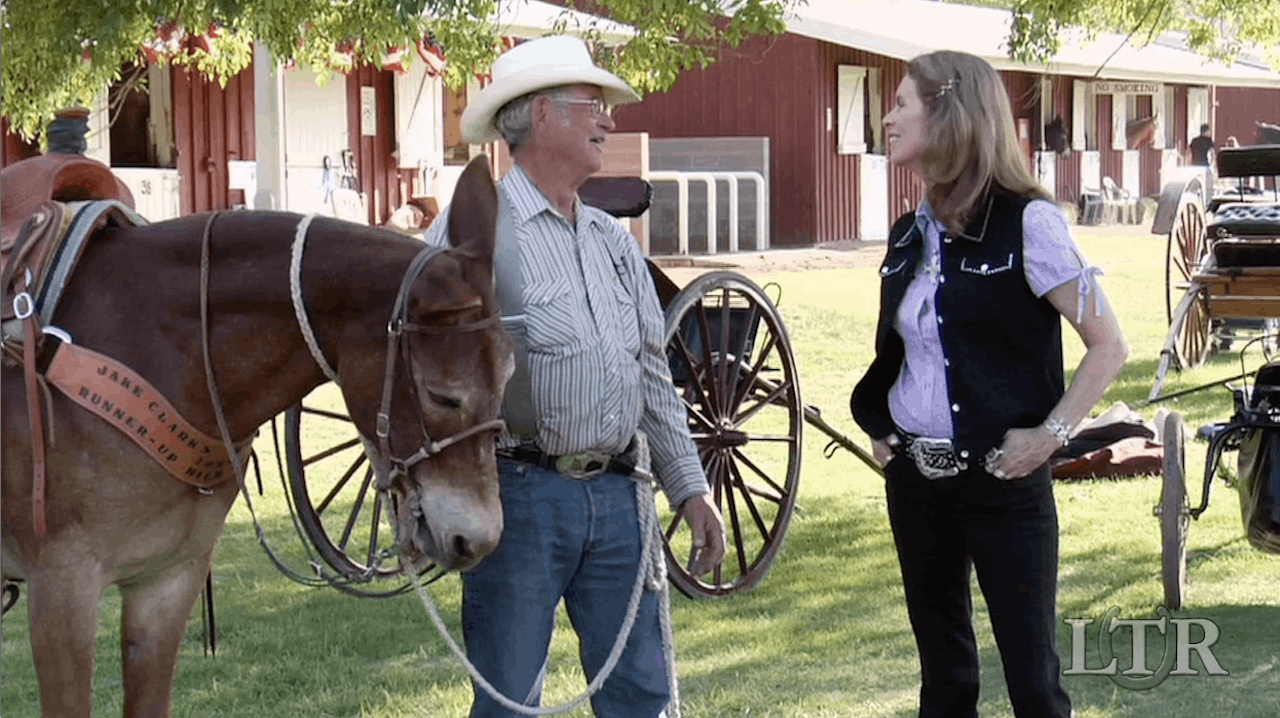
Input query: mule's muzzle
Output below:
<box><xmin>391</xmin><ymin>482</ymin><xmax>501</xmax><ymax>573</ymax></box>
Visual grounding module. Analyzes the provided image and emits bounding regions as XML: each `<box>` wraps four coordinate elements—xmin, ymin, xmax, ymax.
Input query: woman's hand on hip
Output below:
<box><xmin>986</xmin><ymin>426</ymin><xmax>1060</xmax><ymax>479</ymax></box>
<box><xmin>872</xmin><ymin>434</ymin><xmax>900</xmax><ymax>469</ymax></box>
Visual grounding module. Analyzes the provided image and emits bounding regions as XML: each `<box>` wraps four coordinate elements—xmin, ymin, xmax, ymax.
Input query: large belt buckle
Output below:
<box><xmin>906</xmin><ymin>437</ymin><xmax>966</xmax><ymax>480</ymax></box>
<box><xmin>555</xmin><ymin>450</ymin><xmax>612</xmax><ymax>480</ymax></box>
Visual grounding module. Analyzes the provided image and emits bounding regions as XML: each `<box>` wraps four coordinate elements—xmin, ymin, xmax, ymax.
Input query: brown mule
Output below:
<box><xmin>1</xmin><ymin>156</ymin><xmax>512</xmax><ymax>717</ymax></box>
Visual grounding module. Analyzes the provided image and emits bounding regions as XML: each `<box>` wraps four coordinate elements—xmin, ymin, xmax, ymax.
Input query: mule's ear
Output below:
<box><xmin>448</xmin><ymin>155</ymin><xmax>498</xmax><ymax>260</ymax></box>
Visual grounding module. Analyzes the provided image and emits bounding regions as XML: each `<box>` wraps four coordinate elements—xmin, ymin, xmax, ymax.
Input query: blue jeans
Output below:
<box><xmin>883</xmin><ymin>459</ymin><xmax>1072</xmax><ymax>718</ymax></box>
<box><xmin>461</xmin><ymin>460</ymin><xmax>670</xmax><ymax>718</ymax></box>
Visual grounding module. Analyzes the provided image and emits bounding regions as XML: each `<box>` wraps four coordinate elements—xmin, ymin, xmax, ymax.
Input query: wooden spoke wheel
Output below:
<box><xmin>283</xmin><ymin>386</ymin><xmax>416</xmax><ymax>588</ymax></box>
<box><xmin>1160</xmin><ymin>411</ymin><xmax>1190</xmax><ymax>610</ymax></box>
<box><xmin>1165</xmin><ymin>197</ymin><xmax>1210</xmax><ymax>370</ymax></box>
<box><xmin>660</xmin><ymin>272</ymin><xmax>803</xmax><ymax>599</ymax></box>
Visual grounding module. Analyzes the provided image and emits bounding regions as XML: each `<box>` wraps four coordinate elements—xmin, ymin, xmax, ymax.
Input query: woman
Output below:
<box><xmin>851</xmin><ymin>51</ymin><xmax>1128</xmax><ymax>718</ymax></box>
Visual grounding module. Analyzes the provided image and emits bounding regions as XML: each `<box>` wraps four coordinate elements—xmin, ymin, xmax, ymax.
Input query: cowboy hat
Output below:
<box><xmin>460</xmin><ymin>35</ymin><xmax>640</xmax><ymax>145</ymax></box>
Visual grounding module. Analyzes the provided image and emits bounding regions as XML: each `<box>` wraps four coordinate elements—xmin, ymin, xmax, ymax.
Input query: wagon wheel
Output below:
<box><xmin>1165</xmin><ymin>196</ymin><xmax>1210</xmax><ymax>370</ymax></box>
<box><xmin>661</xmin><ymin>271</ymin><xmax>803</xmax><ymax>599</ymax></box>
<box><xmin>1159</xmin><ymin>411</ymin><xmax>1189</xmax><ymax>610</ymax></box>
<box><xmin>283</xmin><ymin>386</ymin><xmax>413</xmax><ymax>587</ymax></box>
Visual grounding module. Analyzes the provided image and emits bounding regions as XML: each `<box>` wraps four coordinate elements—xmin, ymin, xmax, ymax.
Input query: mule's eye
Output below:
<box><xmin>426</xmin><ymin>389</ymin><xmax>462</xmax><ymax>410</ymax></box>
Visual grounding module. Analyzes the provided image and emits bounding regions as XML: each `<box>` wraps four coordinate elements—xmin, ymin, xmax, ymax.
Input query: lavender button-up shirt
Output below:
<box><xmin>887</xmin><ymin>199</ymin><xmax>1099</xmax><ymax>438</ymax></box>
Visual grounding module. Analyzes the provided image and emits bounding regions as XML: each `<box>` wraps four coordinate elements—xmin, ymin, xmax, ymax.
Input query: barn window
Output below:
<box><xmin>394</xmin><ymin>58</ymin><xmax>441</xmax><ymax>170</ymax></box>
<box><xmin>442</xmin><ymin>82</ymin><xmax>472</xmax><ymax>166</ymax></box>
<box><xmin>1186</xmin><ymin>87</ymin><xmax>1210</xmax><ymax>145</ymax></box>
<box><xmin>836</xmin><ymin>65</ymin><xmax>868</xmax><ymax>154</ymax></box>
<box><xmin>1161</xmin><ymin>86</ymin><xmax>1177</xmax><ymax>148</ymax></box>
<box><xmin>1072</xmin><ymin>79</ymin><xmax>1097</xmax><ymax>151</ymax></box>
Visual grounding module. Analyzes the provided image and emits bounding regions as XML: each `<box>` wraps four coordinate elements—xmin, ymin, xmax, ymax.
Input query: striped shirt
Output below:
<box><xmin>424</xmin><ymin>165</ymin><xmax>709</xmax><ymax>509</ymax></box>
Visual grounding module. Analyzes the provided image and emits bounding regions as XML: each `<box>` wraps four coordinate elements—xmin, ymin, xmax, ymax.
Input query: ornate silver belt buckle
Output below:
<box><xmin>555</xmin><ymin>450</ymin><xmax>611</xmax><ymax>480</ymax></box>
<box><xmin>906</xmin><ymin>437</ymin><xmax>965</xmax><ymax>480</ymax></box>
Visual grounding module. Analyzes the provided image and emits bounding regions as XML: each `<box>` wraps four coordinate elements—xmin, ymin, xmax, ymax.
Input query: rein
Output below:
<box><xmin>286</xmin><ymin>214</ymin><xmax>505</xmax><ymax>488</ymax></box>
<box><xmin>195</xmin><ymin>212</ymin><xmax>502</xmax><ymax>589</ymax></box>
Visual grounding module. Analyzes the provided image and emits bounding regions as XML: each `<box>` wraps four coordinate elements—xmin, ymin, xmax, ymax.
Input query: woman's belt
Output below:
<box><xmin>894</xmin><ymin>431</ymin><xmax>1004</xmax><ymax>480</ymax></box>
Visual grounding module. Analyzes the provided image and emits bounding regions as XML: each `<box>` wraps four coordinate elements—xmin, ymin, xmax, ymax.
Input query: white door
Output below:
<box><xmin>1122</xmin><ymin>151</ymin><xmax>1141</xmax><ymax>196</ymax></box>
<box><xmin>858</xmin><ymin>154</ymin><xmax>889</xmax><ymax>241</ymax></box>
<box><xmin>85</xmin><ymin>88</ymin><xmax>111</xmax><ymax>166</ymax></box>
<box><xmin>112</xmin><ymin>168</ymin><xmax>181</xmax><ymax>221</ymax></box>
<box><xmin>284</xmin><ymin>69</ymin><xmax>349</xmax><ymax>216</ymax></box>
<box><xmin>1035</xmin><ymin>151</ymin><xmax>1057</xmax><ymax>200</ymax></box>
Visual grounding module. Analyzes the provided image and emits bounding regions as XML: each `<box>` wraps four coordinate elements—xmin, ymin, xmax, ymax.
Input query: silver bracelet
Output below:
<box><xmin>1043</xmin><ymin>417</ymin><xmax>1072</xmax><ymax>447</ymax></box>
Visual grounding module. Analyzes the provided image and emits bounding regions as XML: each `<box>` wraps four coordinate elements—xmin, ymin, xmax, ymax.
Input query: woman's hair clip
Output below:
<box><xmin>934</xmin><ymin>73</ymin><xmax>961</xmax><ymax>99</ymax></box>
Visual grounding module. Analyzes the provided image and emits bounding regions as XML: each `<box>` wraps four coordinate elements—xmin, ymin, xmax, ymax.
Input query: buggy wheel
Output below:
<box><xmin>661</xmin><ymin>272</ymin><xmax>803</xmax><ymax>599</ymax></box>
<box><xmin>1160</xmin><ymin>411</ymin><xmax>1189</xmax><ymax>610</ymax></box>
<box><xmin>1165</xmin><ymin>197</ymin><xmax>1210</xmax><ymax>369</ymax></box>
<box><xmin>283</xmin><ymin>387</ymin><xmax>407</xmax><ymax>584</ymax></box>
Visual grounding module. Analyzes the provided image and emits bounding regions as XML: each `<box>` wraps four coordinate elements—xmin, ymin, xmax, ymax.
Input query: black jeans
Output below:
<box><xmin>883</xmin><ymin>457</ymin><xmax>1072</xmax><ymax>718</ymax></box>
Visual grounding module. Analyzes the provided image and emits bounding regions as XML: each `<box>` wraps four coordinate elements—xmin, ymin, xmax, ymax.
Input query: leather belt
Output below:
<box><xmin>499</xmin><ymin>438</ymin><xmax>638</xmax><ymax>481</ymax></box>
<box><xmin>893</xmin><ymin>431</ymin><xmax>1004</xmax><ymax>480</ymax></box>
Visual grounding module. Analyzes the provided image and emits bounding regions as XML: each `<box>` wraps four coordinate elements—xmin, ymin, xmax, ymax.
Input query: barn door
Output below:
<box><xmin>284</xmin><ymin>67</ymin><xmax>350</xmax><ymax>216</ymax></box>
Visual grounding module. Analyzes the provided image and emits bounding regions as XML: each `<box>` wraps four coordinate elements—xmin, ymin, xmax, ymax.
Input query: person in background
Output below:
<box><xmin>1190</xmin><ymin>123</ymin><xmax>1216</xmax><ymax>166</ymax></box>
<box><xmin>851</xmin><ymin>50</ymin><xmax>1129</xmax><ymax>718</ymax></box>
<box><xmin>422</xmin><ymin>35</ymin><xmax>725</xmax><ymax>718</ymax></box>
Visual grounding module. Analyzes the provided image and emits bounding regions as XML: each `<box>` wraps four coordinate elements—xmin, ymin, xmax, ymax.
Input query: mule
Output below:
<box><xmin>1</xmin><ymin>156</ymin><xmax>512</xmax><ymax>717</ymax></box>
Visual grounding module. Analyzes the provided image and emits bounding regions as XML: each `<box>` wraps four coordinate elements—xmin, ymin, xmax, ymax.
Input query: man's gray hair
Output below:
<box><xmin>496</xmin><ymin>87</ymin><xmax>575</xmax><ymax>151</ymax></box>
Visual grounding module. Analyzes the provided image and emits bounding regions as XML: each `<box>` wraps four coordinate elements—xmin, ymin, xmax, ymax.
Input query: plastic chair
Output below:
<box><xmin>1080</xmin><ymin>186</ymin><xmax>1106</xmax><ymax>225</ymax></box>
<box><xmin>1102</xmin><ymin>177</ymin><xmax>1140</xmax><ymax>224</ymax></box>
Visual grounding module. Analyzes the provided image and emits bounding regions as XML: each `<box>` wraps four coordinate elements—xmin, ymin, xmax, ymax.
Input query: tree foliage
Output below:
<box><xmin>1006</xmin><ymin>0</ymin><xmax>1280</xmax><ymax>70</ymax></box>
<box><xmin>5</xmin><ymin>0</ymin><xmax>1276</xmax><ymax>143</ymax></box>
<box><xmin>0</xmin><ymin>0</ymin><xmax>794</xmax><ymax>141</ymax></box>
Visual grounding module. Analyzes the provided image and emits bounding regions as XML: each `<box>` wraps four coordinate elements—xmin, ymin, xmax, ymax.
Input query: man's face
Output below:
<box><xmin>536</xmin><ymin>84</ymin><xmax>615</xmax><ymax>175</ymax></box>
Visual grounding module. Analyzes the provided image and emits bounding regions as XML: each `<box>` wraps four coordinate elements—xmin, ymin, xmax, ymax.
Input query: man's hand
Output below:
<box><xmin>679</xmin><ymin>494</ymin><xmax>725</xmax><ymax>577</ymax></box>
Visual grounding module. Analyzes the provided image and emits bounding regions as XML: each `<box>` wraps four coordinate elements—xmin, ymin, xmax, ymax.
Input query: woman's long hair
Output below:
<box><xmin>909</xmin><ymin>51</ymin><xmax>1051</xmax><ymax>235</ymax></box>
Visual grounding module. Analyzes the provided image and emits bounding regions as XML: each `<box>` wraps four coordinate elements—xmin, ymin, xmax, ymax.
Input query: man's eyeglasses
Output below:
<box><xmin>552</xmin><ymin>97</ymin><xmax>610</xmax><ymax>117</ymax></box>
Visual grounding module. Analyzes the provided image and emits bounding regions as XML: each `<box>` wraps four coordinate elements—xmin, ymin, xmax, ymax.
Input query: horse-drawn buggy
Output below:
<box><xmin>1147</xmin><ymin>141</ymin><xmax>1280</xmax><ymax>609</ymax></box>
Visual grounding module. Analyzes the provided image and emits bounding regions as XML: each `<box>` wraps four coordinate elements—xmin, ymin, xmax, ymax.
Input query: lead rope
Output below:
<box><xmin>398</xmin><ymin>475</ymin><xmax>681</xmax><ymax>718</ymax></box>
<box><xmin>289</xmin><ymin>213</ymin><xmax>339</xmax><ymax>383</ymax></box>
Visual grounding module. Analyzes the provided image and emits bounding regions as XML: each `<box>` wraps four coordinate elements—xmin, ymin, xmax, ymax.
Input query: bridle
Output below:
<box><xmin>286</xmin><ymin>214</ymin><xmax>506</xmax><ymax>488</ymax></box>
<box><xmin>372</xmin><ymin>240</ymin><xmax>505</xmax><ymax>485</ymax></box>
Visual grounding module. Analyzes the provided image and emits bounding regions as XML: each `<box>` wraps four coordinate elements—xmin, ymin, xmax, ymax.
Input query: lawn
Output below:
<box><xmin>2</xmin><ymin>226</ymin><xmax>1277</xmax><ymax>717</ymax></box>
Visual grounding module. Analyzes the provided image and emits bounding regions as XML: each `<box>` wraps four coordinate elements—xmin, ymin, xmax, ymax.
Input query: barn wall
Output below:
<box><xmin>612</xmin><ymin>32</ymin><xmax>823</xmax><ymax>247</ymax></box>
<box><xmin>1214</xmin><ymin>86</ymin><xmax>1280</xmax><ymax>147</ymax></box>
<box><xmin>814</xmin><ymin>41</ymin><xmax>904</xmax><ymax>242</ymax></box>
<box><xmin>346</xmin><ymin>65</ymin><xmax>401</xmax><ymax>224</ymax></box>
<box><xmin>173</xmin><ymin>60</ymin><xmax>256</xmax><ymax>214</ymax></box>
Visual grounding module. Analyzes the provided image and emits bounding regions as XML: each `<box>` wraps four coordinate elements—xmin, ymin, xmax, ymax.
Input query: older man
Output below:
<box><xmin>422</xmin><ymin>35</ymin><xmax>725</xmax><ymax>718</ymax></box>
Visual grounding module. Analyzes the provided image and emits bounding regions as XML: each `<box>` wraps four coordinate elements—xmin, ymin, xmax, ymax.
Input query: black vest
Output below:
<box><xmin>851</xmin><ymin>192</ymin><xmax>1065</xmax><ymax>457</ymax></box>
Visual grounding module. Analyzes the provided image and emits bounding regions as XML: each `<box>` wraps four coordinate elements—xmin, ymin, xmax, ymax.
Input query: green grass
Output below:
<box><xmin>3</xmin><ymin>227</ymin><xmax>1278</xmax><ymax>717</ymax></box>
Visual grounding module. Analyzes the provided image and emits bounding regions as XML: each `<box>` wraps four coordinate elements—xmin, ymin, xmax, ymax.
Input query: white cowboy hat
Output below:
<box><xmin>460</xmin><ymin>35</ymin><xmax>640</xmax><ymax>144</ymax></box>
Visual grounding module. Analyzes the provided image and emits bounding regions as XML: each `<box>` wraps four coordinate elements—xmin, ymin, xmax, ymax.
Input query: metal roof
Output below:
<box><xmin>787</xmin><ymin>0</ymin><xmax>1280</xmax><ymax>88</ymax></box>
<box><xmin>492</xmin><ymin>0</ymin><xmax>635</xmax><ymax>44</ymax></box>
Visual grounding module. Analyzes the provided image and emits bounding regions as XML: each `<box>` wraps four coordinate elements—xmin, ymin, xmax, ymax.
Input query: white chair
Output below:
<box><xmin>1102</xmin><ymin>176</ymin><xmax>1140</xmax><ymax>224</ymax></box>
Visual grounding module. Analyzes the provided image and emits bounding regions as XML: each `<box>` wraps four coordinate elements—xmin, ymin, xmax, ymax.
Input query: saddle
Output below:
<box><xmin>1</xmin><ymin>152</ymin><xmax>134</xmax><ymax>243</ymax></box>
<box><xmin>2</xmin><ymin>152</ymin><xmax>141</xmax><ymax>332</ymax></box>
<box><xmin>1</xmin><ymin>152</ymin><xmax>141</xmax><ymax>537</ymax></box>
